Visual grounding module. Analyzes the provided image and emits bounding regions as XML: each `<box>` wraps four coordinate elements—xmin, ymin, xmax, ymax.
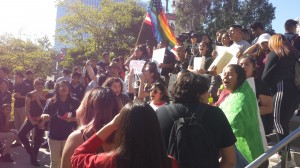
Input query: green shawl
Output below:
<box><xmin>219</xmin><ymin>81</ymin><xmax>265</xmax><ymax>162</ymax></box>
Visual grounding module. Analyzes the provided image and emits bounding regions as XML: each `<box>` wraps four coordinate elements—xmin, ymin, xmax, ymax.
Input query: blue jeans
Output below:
<box><xmin>234</xmin><ymin>147</ymin><xmax>249</xmax><ymax>168</ymax></box>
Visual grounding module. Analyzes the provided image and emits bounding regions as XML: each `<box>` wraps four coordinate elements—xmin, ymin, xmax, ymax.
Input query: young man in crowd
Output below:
<box><xmin>12</xmin><ymin>71</ymin><xmax>31</xmax><ymax>147</ymax></box>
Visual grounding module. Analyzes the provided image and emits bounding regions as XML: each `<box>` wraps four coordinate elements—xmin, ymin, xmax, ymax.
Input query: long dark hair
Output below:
<box><xmin>50</xmin><ymin>80</ymin><xmax>73</xmax><ymax>103</ymax></box>
<box><xmin>238</xmin><ymin>55</ymin><xmax>257</xmax><ymax>78</ymax></box>
<box><xmin>151</xmin><ymin>82</ymin><xmax>169</xmax><ymax>102</ymax></box>
<box><xmin>102</xmin><ymin>77</ymin><xmax>124</xmax><ymax>93</ymax></box>
<box><xmin>114</xmin><ymin>101</ymin><xmax>170</xmax><ymax>168</ymax></box>
<box><xmin>146</xmin><ymin>62</ymin><xmax>163</xmax><ymax>83</ymax></box>
<box><xmin>225</xmin><ymin>64</ymin><xmax>246</xmax><ymax>90</ymax></box>
<box><xmin>77</xmin><ymin>87</ymin><xmax>120</xmax><ymax>136</ymax></box>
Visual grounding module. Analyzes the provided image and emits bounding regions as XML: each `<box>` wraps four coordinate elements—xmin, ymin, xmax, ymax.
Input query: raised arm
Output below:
<box><xmin>85</xmin><ymin>60</ymin><xmax>97</xmax><ymax>82</ymax></box>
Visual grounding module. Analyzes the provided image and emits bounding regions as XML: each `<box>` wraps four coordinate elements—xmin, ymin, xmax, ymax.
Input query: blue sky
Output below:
<box><xmin>269</xmin><ymin>0</ymin><xmax>299</xmax><ymax>33</ymax></box>
<box><xmin>0</xmin><ymin>0</ymin><xmax>298</xmax><ymax>45</ymax></box>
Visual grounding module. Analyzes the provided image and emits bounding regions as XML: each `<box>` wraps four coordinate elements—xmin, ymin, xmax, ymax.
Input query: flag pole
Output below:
<box><xmin>135</xmin><ymin>13</ymin><xmax>148</xmax><ymax>47</ymax></box>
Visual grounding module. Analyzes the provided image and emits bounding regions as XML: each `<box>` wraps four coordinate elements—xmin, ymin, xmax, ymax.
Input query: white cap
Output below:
<box><xmin>257</xmin><ymin>33</ymin><xmax>271</xmax><ymax>44</ymax></box>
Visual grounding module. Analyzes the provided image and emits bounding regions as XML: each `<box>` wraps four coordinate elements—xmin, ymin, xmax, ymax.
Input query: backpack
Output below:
<box><xmin>295</xmin><ymin>58</ymin><xmax>300</xmax><ymax>91</ymax></box>
<box><xmin>291</xmin><ymin>34</ymin><xmax>300</xmax><ymax>51</ymax></box>
<box><xmin>166</xmin><ymin>104</ymin><xmax>219</xmax><ymax>168</ymax></box>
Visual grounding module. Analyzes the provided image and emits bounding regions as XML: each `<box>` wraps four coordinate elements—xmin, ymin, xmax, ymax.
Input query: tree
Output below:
<box><xmin>175</xmin><ymin>0</ymin><xmax>275</xmax><ymax>37</ymax></box>
<box><xmin>0</xmin><ymin>34</ymin><xmax>56</xmax><ymax>78</ymax></box>
<box><xmin>56</xmin><ymin>0</ymin><xmax>146</xmax><ymax>68</ymax></box>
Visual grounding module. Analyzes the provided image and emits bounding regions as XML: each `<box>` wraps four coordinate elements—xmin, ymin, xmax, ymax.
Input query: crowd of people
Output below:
<box><xmin>0</xmin><ymin>18</ymin><xmax>300</xmax><ymax>168</ymax></box>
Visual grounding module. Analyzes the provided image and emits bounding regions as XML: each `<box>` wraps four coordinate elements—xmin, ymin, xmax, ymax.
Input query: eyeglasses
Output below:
<box><xmin>150</xmin><ymin>89</ymin><xmax>161</xmax><ymax>94</ymax></box>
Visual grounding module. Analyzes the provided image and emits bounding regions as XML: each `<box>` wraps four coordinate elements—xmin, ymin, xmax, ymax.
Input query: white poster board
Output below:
<box><xmin>152</xmin><ymin>48</ymin><xmax>166</xmax><ymax>73</ymax></box>
<box><xmin>193</xmin><ymin>56</ymin><xmax>205</xmax><ymax>71</ymax></box>
<box><xmin>227</xmin><ymin>46</ymin><xmax>240</xmax><ymax>65</ymax></box>
<box><xmin>208</xmin><ymin>51</ymin><xmax>233</xmax><ymax>74</ymax></box>
<box><xmin>208</xmin><ymin>46</ymin><xmax>241</xmax><ymax>74</ymax></box>
<box><xmin>129</xmin><ymin>60</ymin><xmax>146</xmax><ymax>74</ymax></box>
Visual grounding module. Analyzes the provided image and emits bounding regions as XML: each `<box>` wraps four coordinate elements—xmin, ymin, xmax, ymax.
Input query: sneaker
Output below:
<box><xmin>272</xmin><ymin>158</ymin><xmax>297</xmax><ymax>168</ymax></box>
<box><xmin>0</xmin><ymin>154</ymin><xmax>14</xmax><ymax>162</ymax></box>
<box><xmin>269</xmin><ymin>153</ymin><xmax>281</xmax><ymax>162</ymax></box>
<box><xmin>11</xmin><ymin>142</ymin><xmax>22</xmax><ymax>148</ymax></box>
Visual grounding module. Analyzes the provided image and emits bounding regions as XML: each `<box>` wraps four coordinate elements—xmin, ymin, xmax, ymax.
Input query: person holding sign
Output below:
<box><xmin>124</xmin><ymin>45</ymin><xmax>150</xmax><ymax>70</ymax></box>
<box><xmin>137</xmin><ymin>63</ymin><xmax>164</xmax><ymax>102</ymax></box>
<box><xmin>157</xmin><ymin>40</ymin><xmax>176</xmax><ymax>86</ymax></box>
<box><xmin>188</xmin><ymin>41</ymin><xmax>214</xmax><ymax>74</ymax></box>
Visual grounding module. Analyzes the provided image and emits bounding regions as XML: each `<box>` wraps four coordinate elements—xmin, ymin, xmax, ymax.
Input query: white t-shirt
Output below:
<box><xmin>149</xmin><ymin>101</ymin><xmax>167</xmax><ymax>111</ymax></box>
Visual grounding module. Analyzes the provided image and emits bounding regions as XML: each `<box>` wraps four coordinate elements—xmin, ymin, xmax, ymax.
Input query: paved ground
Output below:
<box><xmin>0</xmin><ymin>145</ymin><xmax>50</xmax><ymax>168</ymax></box>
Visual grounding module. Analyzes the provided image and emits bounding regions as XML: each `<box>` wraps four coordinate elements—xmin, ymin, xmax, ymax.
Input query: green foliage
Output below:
<box><xmin>56</xmin><ymin>0</ymin><xmax>146</xmax><ymax>67</ymax></box>
<box><xmin>0</xmin><ymin>34</ymin><xmax>56</xmax><ymax>78</ymax></box>
<box><xmin>175</xmin><ymin>0</ymin><xmax>275</xmax><ymax>37</ymax></box>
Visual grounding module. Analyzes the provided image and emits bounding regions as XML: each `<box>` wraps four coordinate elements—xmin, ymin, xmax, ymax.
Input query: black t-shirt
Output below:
<box><xmin>156</xmin><ymin>103</ymin><xmax>236</xmax><ymax>151</ymax></box>
<box><xmin>43</xmin><ymin>97</ymin><xmax>80</xmax><ymax>140</ymax></box>
<box><xmin>13</xmin><ymin>81</ymin><xmax>32</xmax><ymax>108</ymax></box>
<box><xmin>0</xmin><ymin>91</ymin><xmax>12</xmax><ymax>107</ymax></box>
<box><xmin>255</xmin><ymin>78</ymin><xmax>271</xmax><ymax>98</ymax></box>
<box><xmin>26</xmin><ymin>91</ymin><xmax>50</xmax><ymax>117</ymax></box>
<box><xmin>24</xmin><ymin>79</ymin><xmax>34</xmax><ymax>92</ymax></box>
<box><xmin>71</xmin><ymin>84</ymin><xmax>86</xmax><ymax>101</ymax></box>
<box><xmin>161</xmin><ymin>49</ymin><xmax>176</xmax><ymax>77</ymax></box>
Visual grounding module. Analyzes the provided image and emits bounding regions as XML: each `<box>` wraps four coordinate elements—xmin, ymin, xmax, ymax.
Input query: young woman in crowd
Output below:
<box><xmin>262</xmin><ymin>34</ymin><xmax>300</xmax><ymax>167</ymax></box>
<box><xmin>238</xmin><ymin>55</ymin><xmax>273</xmax><ymax>140</ymax></box>
<box><xmin>201</xmin><ymin>34</ymin><xmax>214</xmax><ymax>53</ymax></box>
<box><xmin>71</xmin><ymin>101</ymin><xmax>179</xmax><ymax>168</ymax></box>
<box><xmin>172</xmin><ymin>46</ymin><xmax>189</xmax><ymax>74</ymax></box>
<box><xmin>127</xmin><ymin>62</ymin><xmax>163</xmax><ymax>102</ymax></box>
<box><xmin>219</xmin><ymin>64</ymin><xmax>267</xmax><ymax>166</ymax></box>
<box><xmin>188</xmin><ymin>41</ymin><xmax>214</xmax><ymax>74</ymax></box>
<box><xmin>18</xmin><ymin>78</ymin><xmax>50</xmax><ymax>166</ymax></box>
<box><xmin>243</xmin><ymin>33</ymin><xmax>271</xmax><ymax>79</ymax></box>
<box><xmin>0</xmin><ymin>104</ymin><xmax>17</xmax><ymax>163</ymax></box>
<box><xmin>124</xmin><ymin>44</ymin><xmax>150</xmax><ymax>69</ymax></box>
<box><xmin>149</xmin><ymin>82</ymin><xmax>169</xmax><ymax>111</ymax></box>
<box><xmin>102</xmin><ymin>77</ymin><xmax>132</xmax><ymax>107</ymax></box>
<box><xmin>41</xmin><ymin>80</ymin><xmax>80</xmax><ymax>168</ymax></box>
<box><xmin>61</xmin><ymin>87</ymin><xmax>121</xmax><ymax>168</ymax></box>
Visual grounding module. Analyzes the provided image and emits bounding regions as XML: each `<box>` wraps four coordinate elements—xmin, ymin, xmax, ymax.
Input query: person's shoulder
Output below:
<box><xmin>67</xmin><ymin>130</ymin><xmax>84</xmax><ymax>142</ymax></box>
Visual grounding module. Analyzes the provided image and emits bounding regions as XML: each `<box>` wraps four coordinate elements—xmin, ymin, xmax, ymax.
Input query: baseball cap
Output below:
<box><xmin>257</xmin><ymin>33</ymin><xmax>271</xmax><ymax>44</ymax></box>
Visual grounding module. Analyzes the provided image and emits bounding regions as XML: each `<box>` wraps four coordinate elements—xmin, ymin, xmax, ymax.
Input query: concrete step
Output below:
<box><xmin>268</xmin><ymin>152</ymin><xmax>300</xmax><ymax>167</ymax></box>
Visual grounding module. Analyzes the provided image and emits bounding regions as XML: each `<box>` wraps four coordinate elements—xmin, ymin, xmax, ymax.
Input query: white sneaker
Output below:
<box><xmin>269</xmin><ymin>153</ymin><xmax>281</xmax><ymax>162</ymax></box>
<box><xmin>272</xmin><ymin>158</ymin><xmax>297</xmax><ymax>168</ymax></box>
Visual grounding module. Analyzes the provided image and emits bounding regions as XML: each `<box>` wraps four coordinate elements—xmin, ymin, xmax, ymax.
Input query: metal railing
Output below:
<box><xmin>246</xmin><ymin>127</ymin><xmax>300</xmax><ymax>168</ymax></box>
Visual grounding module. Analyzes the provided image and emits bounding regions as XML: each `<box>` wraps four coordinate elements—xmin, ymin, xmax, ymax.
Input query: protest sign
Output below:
<box><xmin>152</xmin><ymin>48</ymin><xmax>165</xmax><ymax>73</ymax></box>
<box><xmin>129</xmin><ymin>60</ymin><xmax>146</xmax><ymax>74</ymax></box>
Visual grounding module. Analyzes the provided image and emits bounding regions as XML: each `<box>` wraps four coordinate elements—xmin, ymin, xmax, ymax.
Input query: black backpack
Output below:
<box><xmin>166</xmin><ymin>104</ymin><xmax>219</xmax><ymax>168</ymax></box>
<box><xmin>289</xmin><ymin>35</ymin><xmax>300</xmax><ymax>91</ymax></box>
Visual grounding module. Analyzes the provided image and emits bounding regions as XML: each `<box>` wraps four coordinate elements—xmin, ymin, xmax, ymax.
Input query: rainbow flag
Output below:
<box><xmin>146</xmin><ymin>0</ymin><xmax>177</xmax><ymax>51</ymax></box>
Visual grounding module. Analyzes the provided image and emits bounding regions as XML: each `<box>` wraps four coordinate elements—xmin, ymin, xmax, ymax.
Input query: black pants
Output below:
<box><xmin>18</xmin><ymin>120</ymin><xmax>44</xmax><ymax>160</ymax></box>
<box><xmin>273</xmin><ymin>80</ymin><xmax>300</xmax><ymax>158</ymax></box>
